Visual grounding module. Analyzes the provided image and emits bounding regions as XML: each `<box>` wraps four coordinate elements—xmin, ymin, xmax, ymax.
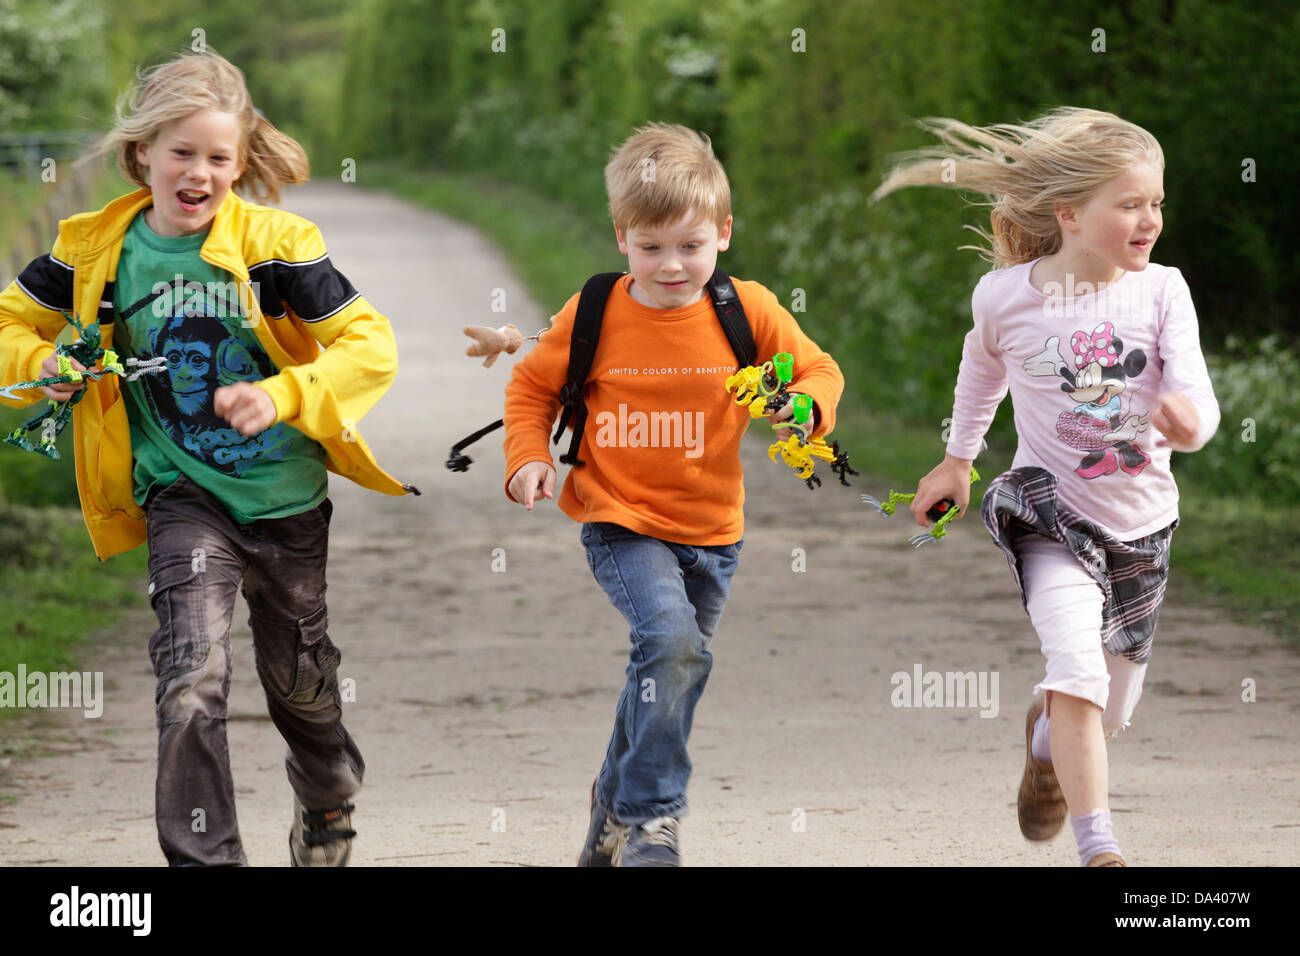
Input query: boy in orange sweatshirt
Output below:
<box><xmin>504</xmin><ymin>123</ymin><xmax>844</xmax><ymax>866</ymax></box>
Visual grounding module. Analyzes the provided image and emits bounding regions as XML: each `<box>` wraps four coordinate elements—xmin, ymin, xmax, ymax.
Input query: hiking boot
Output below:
<box><xmin>289</xmin><ymin>797</ymin><xmax>356</xmax><ymax>867</ymax></box>
<box><xmin>578</xmin><ymin>780</ymin><xmax>625</xmax><ymax>867</ymax></box>
<box><xmin>1018</xmin><ymin>697</ymin><xmax>1067</xmax><ymax>841</ymax></box>
<box><xmin>614</xmin><ymin>816</ymin><xmax>681</xmax><ymax>867</ymax></box>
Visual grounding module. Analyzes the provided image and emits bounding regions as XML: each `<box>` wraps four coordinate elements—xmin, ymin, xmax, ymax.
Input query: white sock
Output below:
<box><xmin>1031</xmin><ymin>709</ymin><xmax>1051</xmax><ymax>763</ymax></box>
<box><xmin>1071</xmin><ymin>808</ymin><xmax>1121</xmax><ymax>866</ymax></box>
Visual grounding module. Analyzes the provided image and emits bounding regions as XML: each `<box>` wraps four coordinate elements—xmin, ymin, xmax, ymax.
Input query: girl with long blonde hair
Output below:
<box><xmin>875</xmin><ymin>107</ymin><xmax>1220</xmax><ymax>866</ymax></box>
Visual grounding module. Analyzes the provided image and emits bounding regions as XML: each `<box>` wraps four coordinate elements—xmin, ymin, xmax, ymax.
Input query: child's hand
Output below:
<box><xmin>214</xmin><ymin>382</ymin><xmax>277</xmax><ymax>436</ymax></box>
<box><xmin>38</xmin><ymin>354</ymin><xmax>88</xmax><ymax>401</ymax></box>
<box><xmin>1152</xmin><ymin>391</ymin><xmax>1200</xmax><ymax>447</ymax></box>
<box><xmin>508</xmin><ymin>461</ymin><xmax>556</xmax><ymax>510</ymax></box>
<box><xmin>910</xmin><ymin>453</ymin><xmax>973</xmax><ymax>529</ymax></box>
<box><xmin>767</xmin><ymin>394</ymin><xmax>816</xmax><ymax>441</ymax></box>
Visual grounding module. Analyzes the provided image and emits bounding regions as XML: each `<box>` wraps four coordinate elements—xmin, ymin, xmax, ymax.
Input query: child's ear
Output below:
<box><xmin>716</xmin><ymin>215</ymin><xmax>733</xmax><ymax>251</ymax></box>
<box><xmin>614</xmin><ymin>223</ymin><xmax>628</xmax><ymax>255</ymax></box>
<box><xmin>135</xmin><ymin>140</ymin><xmax>151</xmax><ymax>170</ymax></box>
<box><xmin>1054</xmin><ymin>200</ymin><xmax>1080</xmax><ymax>233</ymax></box>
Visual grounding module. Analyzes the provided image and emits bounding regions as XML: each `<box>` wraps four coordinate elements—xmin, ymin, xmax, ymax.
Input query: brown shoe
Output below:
<box><xmin>1018</xmin><ymin>696</ymin><xmax>1067</xmax><ymax>840</ymax></box>
<box><xmin>1086</xmin><ymin>851</ymin><xmax>1127</xmax><ymax>866</ymax></box>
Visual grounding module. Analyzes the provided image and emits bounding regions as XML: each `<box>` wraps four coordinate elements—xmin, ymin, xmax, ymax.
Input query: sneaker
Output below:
<box><xmin>1086</xmin><ymin>851</ymin><xmax>1127</xmax><ymax>867</ymax></box>
<box><xmin>577</xmin><ymin>779</ymin><xmax>625</xmax><ymax>867</ymax></box>
<box><xmin>614</xmin><ymin>816</ymin><xmax>681</xmax><ymax>867</ymax></box>
<box><xmin>289</xmin><ymin>797</ymin><xmax>356</xmax><ymax>867</ymax></box>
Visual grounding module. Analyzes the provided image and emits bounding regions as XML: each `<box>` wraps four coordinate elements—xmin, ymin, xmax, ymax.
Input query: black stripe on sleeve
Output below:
<box><xmin>15</xmin><ymin>254</ymin><xmax>74</xmax><ymax>313</ymax></box>
<box><xmin>98</xmin><ymin>281</ymin><xmax>116</xmax><ymax>324</ymax></box>
<box><xmin>249</xmin><ymin>255</ymin><xmax>360</xmax><ymax>323</ymax></box>
<box><xmin>248</xmin><ymin>260</ymin><xmax>287</xmax><ymax>318</ymax></box>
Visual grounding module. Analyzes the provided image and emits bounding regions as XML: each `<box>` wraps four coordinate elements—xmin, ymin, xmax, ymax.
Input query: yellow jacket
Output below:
<box><xmin>0</xmin><ymin>187</ymin><xmax>417</xmax><ymax>560</ymax></box>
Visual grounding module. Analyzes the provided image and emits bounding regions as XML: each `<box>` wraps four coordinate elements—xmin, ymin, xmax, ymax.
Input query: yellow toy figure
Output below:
<box><xmin>724</xmin><ymin>361</ymin><xmax>780</xmax><ymax>417</ymax></box>
<box><xmin>726</xmin><ymin>353</ymin><xmax>857</xmax><ymax>490</ymax></box>
<box><xmin>769</xmin><ymin>431</ymin><xmax>848</xmax><ymax>482</ymax></box>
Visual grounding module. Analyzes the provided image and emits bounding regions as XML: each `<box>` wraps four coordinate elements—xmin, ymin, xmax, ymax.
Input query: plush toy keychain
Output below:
<box><xmin>446</xmin><ymin>324</ymin><xmax>550</xmax><ymax>470</ymax></box>
<box><xmin>462</xmin><ymin>324</ymin><xmax>539</xmax><ymax>367</ymax></box>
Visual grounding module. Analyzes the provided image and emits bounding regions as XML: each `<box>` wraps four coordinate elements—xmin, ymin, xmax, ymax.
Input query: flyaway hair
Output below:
<box><xmin>871</xmin><ymin>107</ymin><xmax>1164</xmax><ymax>267</ymax></box>
<box><xmin>83</xmin><ymin>49</ymin><xmax>309</xmax><ymax>203</ymax></box>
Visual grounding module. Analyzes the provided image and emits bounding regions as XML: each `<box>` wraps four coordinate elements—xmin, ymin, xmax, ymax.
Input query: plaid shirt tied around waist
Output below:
<box><xmin>980</xmin><ymin>467</ymin><xmax>1177</xmax><ymax>664</ymax></box>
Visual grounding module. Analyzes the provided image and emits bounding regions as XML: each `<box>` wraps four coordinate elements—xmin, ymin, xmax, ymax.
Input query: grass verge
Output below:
<box><xmin>0</xmin><ymin>169</ymin><xmax>154</xmax><ymax>728</ymax></box>
<box><xmin>0</xmin><ymin>505</ymin><xmax>147</xmax><ymax>725</ymax></box>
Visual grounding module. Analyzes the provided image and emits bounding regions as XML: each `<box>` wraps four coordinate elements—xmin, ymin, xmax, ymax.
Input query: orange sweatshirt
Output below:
<box><xmin>503</xmin><ymin>274</ymin><xmax>845</xmax><ymax>544</ymax></box>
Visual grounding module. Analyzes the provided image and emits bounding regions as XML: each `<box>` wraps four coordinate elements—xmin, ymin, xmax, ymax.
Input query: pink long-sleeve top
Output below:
<box><xmin>945</xmin><ymin>259</ymin><xmax>1221</xmax><ymax>540</ymax></box>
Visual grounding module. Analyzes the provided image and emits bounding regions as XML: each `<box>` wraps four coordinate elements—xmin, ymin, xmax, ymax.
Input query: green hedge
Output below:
<box><xmin>338</xmin><ymin>0</ymin><xmax>1299</xmax><ymax>499</ymax></box>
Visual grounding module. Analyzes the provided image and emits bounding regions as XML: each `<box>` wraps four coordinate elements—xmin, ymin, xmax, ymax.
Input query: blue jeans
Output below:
<box><xmin>580</xmin><ymin>521</ymin><xmax>742</xmax><ymax>824</ymax></box>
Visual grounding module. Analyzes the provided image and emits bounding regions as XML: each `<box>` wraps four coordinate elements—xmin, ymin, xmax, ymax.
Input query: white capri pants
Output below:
<box><xmin>1016</xmin><ymin>533</ymin><xmax>1147</xmax><ymax>739</ymax></box>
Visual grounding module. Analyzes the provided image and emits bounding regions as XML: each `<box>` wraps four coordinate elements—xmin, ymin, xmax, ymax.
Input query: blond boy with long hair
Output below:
<box><xmin>0</xmin><ymin>50</ymin><xmax>417</xmax><ymax>865</ymax></box>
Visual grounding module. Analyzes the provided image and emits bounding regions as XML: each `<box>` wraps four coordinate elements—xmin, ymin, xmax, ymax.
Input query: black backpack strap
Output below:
<box><xmin>446</xmin><ymin>269</ymin><xmax>757</xmax><ymax>476</ymax></box>
<box><xmin>445</xmin><ymin>418</ymin><xmax>503</xmax><ymax>472</ymax></box>
<box><xmin>554</xmin><ymin>271</ymin><xmax>624</xmax><ymax>467</ymax></box>
<box><xmin>706</xmin><ymin>268</ymin><xmax>757</xmax><ymax>368</ymax></box>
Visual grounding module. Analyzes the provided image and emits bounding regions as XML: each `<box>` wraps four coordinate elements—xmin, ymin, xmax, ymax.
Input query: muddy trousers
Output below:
<box><xmin>144</xmin><ymin>475</ymin><xmax>363</xmax><ymax>866</ymax></box>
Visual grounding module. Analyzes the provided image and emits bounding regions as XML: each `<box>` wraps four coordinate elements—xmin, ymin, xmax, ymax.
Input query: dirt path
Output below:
<box><xmin>2</xmin><ymin>182</ymin><xmax>1297</xmax><ymax>866</ymax></box>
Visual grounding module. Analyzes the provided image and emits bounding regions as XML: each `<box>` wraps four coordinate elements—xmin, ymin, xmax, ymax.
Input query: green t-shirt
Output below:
<box><xmin>112</xmin><ymin>210</ymin><xmax>327</xmax><ymax>522</ymax></box>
